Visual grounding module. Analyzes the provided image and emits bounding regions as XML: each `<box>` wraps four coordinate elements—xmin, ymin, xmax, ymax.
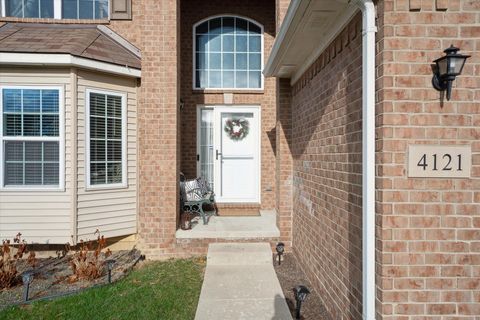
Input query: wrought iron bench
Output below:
<box><xmin>180</xmin><ymin>172</ymin><xmax>217</xmax><ymax>225</ymax></box>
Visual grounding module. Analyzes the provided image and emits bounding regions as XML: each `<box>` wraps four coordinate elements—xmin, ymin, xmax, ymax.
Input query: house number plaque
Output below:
<box><xmin>408</xmin><ymin>145</ymin><xmax>471</xmax><ymax>178</ymax></box>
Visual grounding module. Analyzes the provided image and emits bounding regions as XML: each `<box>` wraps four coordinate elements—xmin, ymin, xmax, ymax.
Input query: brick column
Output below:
<box><xmin>276</xmin><ymin>0</ymin><xmax>291</xmax><ymax>30</ymax></box>
<box><xmin>137</xmin><ymin>0</ymin><xmax>180</xmax><ymax>259</ymax></box>
<box><xmin>276</xmin><ymin>78</ymin><xmax>293</xmax><ymax>248</ymax></box>
<box><xmin>376</xmin><ymin>0</ymin><xmax>480</xmax><ymax>318</ymax></box>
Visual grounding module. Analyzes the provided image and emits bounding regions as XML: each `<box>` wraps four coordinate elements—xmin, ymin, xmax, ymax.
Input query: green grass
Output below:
<box><xmin>0</xmin><ymin>258</ymin><xmax>205</xmax><ymax>320</ymax></box>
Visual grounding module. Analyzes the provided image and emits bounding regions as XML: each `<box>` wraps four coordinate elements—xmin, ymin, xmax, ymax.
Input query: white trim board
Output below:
<box><xmin>0</xmin><ymin>53</ymin><xmax>141</xmax><ymax>78</ymax></box>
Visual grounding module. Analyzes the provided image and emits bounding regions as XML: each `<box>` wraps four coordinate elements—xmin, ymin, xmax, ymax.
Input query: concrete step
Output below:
<box><xmin>207</xmin><ymin>243</ymin><xmax>272</xmax><ymax>266</ymax></box>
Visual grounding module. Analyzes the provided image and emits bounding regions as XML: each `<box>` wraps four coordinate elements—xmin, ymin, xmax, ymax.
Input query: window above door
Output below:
<box><xmin>193</xmin><ymin>15</ymin><xmax>264</xmax><ymax>91</ymax></box>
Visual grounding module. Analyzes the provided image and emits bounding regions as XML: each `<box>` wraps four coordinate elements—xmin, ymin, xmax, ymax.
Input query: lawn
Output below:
<box><xmin>0</xmin><ymin>258</ymin><xmax>205</xmax><ymax>320</ymax></box>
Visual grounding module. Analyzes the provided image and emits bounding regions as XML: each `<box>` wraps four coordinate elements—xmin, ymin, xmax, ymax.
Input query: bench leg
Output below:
<box><xmin>199</xmin><ymin>205</ymin><xmax>208</xmax><ymax>225</ymax></box>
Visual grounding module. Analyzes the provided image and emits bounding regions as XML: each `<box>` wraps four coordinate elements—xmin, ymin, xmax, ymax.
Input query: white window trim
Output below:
<box><xmin>85</xmin><ymin>88</ymin><xmax>127</xmax><ymax>190</ymax></box>
<box><xmin>0</xmin><ymin>0</ymin><xmax>110</xmax><ymax>19</ymax></box>
<box><xmin>192</xmin><ymin>14</ymin><xmax>265</xmax><ymax>91</ymax></box>
<box><xmin>0</xmin><ymin>85</ymin><xmax>65</xmax><ymax>192</ymax></box>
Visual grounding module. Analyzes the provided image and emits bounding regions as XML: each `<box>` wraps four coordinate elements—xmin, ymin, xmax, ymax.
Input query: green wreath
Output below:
<box><xmin>224</xmin><ymin>118</ymin><xmax>250</xmax><ymax>141</ymax></box>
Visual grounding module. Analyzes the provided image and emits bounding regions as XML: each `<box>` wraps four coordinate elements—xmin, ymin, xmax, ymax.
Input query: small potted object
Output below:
<box><xmin>180</xmin><ymin>212</ymin><xmax>192</xmax><ymax>230</ymax></box>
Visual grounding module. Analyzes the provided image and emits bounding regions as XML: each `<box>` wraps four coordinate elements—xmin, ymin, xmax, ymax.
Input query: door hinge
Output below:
<box><xmin>196</xmin><ymin>154</ymin><xmax>200</xmax><ymax>161</ymax></box>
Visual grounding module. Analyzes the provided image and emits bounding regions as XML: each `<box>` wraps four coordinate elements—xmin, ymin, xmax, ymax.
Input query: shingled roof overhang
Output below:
<box><xmin>0</xmin><ymin>23</ymin><xmax>141</xmax><ymax>78</ymax></box>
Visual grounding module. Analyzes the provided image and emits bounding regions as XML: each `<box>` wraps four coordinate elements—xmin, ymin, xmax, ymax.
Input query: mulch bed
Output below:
<box><xmin>274</xmin><ymin>253</ymin><xmax>329</xmax><ymax>320</ymax></box>
<box><xmin>0</xmin><ymin>249</ymin><xmax>141</xmax><ymax>308</ymax></box>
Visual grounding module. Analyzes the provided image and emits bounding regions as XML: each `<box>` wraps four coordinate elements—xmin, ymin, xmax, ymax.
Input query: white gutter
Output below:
<box><xmin>352</xmin><ymin>0</ymin><xmax>377</xmax><ymax>319</ymax></box>
<box><xmin>0</xmin><ymin>53</ymin><xmax>141</xmax><ymax>78</ymax></box>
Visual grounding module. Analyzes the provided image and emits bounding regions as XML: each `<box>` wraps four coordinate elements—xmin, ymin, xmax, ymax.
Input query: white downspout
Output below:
<box><xmin>353</xmin><ymin>0</ymin><xmax>377</xmax><ymax>319</ymax></box>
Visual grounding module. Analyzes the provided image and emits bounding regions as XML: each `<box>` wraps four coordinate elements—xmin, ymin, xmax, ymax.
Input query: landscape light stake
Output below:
<box><xmin>105</xmin><ymin>259</ymin><xmax>116</xmax><ymax>284</ymax></box>
<box><xmin>22</xmin><ymin>271</ymin><xmax>34</xmax><ymax>302</ymax></box>
<box><xmin>293</xmin><ymin>285</ymin><xmax>310</xmax><ymax>319</ymax></box>
<box><xmin>276</xmin><ymin>242</ymin><xmax>285</xmax><ymax>265</ymax></box>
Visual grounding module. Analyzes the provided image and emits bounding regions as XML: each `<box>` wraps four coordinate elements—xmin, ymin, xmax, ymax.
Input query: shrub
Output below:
<box><xmin>0</xmin><ymin>233</ymin><xmax>36</xmax><ymax>289</ymax></box>
<box><xmin>68</xmin><ymin>230</ymin><xmax>112</xmax><ymax>282</ymax></box>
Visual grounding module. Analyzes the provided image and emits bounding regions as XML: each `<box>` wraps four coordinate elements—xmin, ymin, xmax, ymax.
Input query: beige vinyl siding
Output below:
<box><xmin>76</xmin><ymin>70</ymin><xmax>137</xmax><ymax>242</ymax></box>
<box><xmin>0</xmin><ymin>67</ymin><xmax>72</xmax><ymax>244</ymax></box>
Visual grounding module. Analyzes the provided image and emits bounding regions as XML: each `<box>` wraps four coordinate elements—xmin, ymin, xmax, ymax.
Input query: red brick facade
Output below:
<box><xmin>2</xmin><ymin>0</ymin><xmax>480</xmax><ymax>317</ymax></box>
<box><xmin>289</xmin><ymin>14</ymin><xmax>364</xmax><ymax>319</ymax></box>
<box><xmin>375</xmin><ymin>0</ymin><xmax>480</xmax><ymax>318</ymax></box>
<box><xmin>179</xmin><ymin>0</ymin><xmax>278</xmax><ymax>212</ymax></box>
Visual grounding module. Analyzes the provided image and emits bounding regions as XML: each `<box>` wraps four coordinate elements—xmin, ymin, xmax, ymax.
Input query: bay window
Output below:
<box><xmin>1</xmin><ymin>87</ymin><xmax>64</xmax><ymax>189</ymax></box>
<box><xmin>86</xmin><ymin>89</ymin><xmax>126</xmax><ymax>188</ymax></box>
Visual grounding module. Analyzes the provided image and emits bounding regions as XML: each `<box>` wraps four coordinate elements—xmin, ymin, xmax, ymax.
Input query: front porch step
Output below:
<box><xmin>175</xmin><ymin>210</ymin><xmax>280</xmax><ymax>239</ymax></box>
<box><xmin>216</xmin><ymin>203</ymin><xmax>260</xmax><ymax>216</ymax></box>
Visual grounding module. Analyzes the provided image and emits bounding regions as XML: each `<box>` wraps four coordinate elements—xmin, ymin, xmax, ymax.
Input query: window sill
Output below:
<box><xmin>192</xmin><ymin>89</ymin><xmax>264</xmax><ymax>94</ymax></box>
<box><xmin>85</xmin><ymin>184</ymin><xmax>128</xmax><ymax>192</ymax></box>
<box><xmin>0</xmin><ymin>186</ymin><xmax>65</xmax><ymax>192</ymax></box>
<box><xmin>0</xmin><ymin>17</ymin><xmax>110</xmax><ymax>24</ymax></box>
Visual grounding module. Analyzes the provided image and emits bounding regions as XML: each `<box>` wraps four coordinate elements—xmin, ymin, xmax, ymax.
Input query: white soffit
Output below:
<box><xmin>264</xmin><ymin>0</ymin><xmax>359</xmax><ymax>84</ymax></box>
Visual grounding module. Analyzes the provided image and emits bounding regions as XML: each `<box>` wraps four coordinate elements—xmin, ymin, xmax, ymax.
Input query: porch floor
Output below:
<box><xmin>176</xmin><ymin>210</ymin><xmax>280</xmax><ymax>239</ymax></box>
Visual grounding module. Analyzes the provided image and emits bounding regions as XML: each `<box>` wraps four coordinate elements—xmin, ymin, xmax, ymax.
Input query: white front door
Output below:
<box><xmin>197</xmin><ymin>106</ymin><xmax>260</xmax><ymax>203</ymax></box>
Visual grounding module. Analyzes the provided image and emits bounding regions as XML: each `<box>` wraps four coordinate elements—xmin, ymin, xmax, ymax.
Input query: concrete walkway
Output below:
<box><xmin>195</xmin><ymin>243</ymin><xmax>292</xmax><ymax>320</ymax></box>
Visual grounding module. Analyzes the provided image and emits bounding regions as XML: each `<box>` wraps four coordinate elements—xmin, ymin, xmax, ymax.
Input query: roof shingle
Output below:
<box><xmin>0</xmin><ymin>23</ymin><xmax>141</xmax><ymax>70</ymax></box>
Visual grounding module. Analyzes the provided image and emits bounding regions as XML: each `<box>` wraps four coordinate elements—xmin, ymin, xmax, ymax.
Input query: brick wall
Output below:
<box><xmin>110</xmin><ymin>0</ymin><xmax>181</xmax><ymax>259</ymax></box>
<box><xmin>276</xmin><ymin>78</ymin><xmax>293</xmax><ymax>249</ymax></box>
<box><xmin>376</xmin><ymin>0</ymin><xmax>480</xmax><ymax>318</ymax></box>
<box><xmin>290</xmin><ymin>14</ymin><xmax>364</xmax><ymax>319</ymax></box>
<box><xmin>179</xmin><ymin>0</ymin><xmax>277</xmax><ymax>211</ymax></box>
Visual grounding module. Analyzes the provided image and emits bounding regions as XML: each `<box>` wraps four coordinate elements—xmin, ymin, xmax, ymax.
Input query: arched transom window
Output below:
<box><xmin>194</xmin><ymin>16</ymin><xmax>263</xmax><ymax>89</ymax></box>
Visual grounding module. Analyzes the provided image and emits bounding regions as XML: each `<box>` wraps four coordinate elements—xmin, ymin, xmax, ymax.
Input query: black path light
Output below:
<box><xmin>293</xmin><ymin>285</ymin><xmax>310</xmax><ymax>319</ymax></box>
<box><xmin>105</xmin><ymin>259</ymin><xmax>116</xmax><ymax>284</ymax></box>
<box><xmin>275</xmin><ymin>242</ymin><xmax>285</xmax><ymax>265</ymax></box>
<box><xmin>22</xmin><ymin>271</ymin><xmax>34</xmax><ymax>302</ymax></box>
<box><xmin>432</xmin><ymin>45</ymin><xmax>470</xmax><ymax>100</ymax></box>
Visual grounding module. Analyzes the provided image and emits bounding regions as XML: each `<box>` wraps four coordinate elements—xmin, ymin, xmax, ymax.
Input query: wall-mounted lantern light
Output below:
<box><xmin>432</xmin><ymin>45</ymin><xmax>470</xmax><ymax>100</ymax></box>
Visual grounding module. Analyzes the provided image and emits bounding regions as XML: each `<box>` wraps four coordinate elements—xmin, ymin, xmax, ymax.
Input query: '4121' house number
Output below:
<box><xmin>408</xmin><ymin>145</ymin><xmax>471</xmax><ymax>178</ymax></box>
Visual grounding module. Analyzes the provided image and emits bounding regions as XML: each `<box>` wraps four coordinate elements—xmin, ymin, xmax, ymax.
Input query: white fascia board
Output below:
<box><xmin>0</xmin><ymin>53</ymin><xmax>141</xmax><ymax>78</ymax></box>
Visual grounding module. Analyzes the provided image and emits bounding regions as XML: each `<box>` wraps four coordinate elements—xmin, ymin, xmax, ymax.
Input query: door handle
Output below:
<box><xmin>216</xmin><ymin>149</ymin><xmax>222</xmax><ymax>160</ymax></box>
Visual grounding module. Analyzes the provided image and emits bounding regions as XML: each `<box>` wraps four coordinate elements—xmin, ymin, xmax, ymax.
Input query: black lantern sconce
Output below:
<box><xmin>275</xmin><ymin>242</ymin><xmax>285</xmax><ymax>265</ymax></box>
<box><xmin>432</xmin><ymin>45</ymin><xmax>470</xmax><ymax>101</ymax></box>
<box><xmin>105</xmin><ymin>259</ymin><xmax>116</xmax><ymax>284</ymax></box>
<box><xmin>22</xmin><ymin>271</ymin><xmax>34</xmax><ymax>302</ymax></box>
<box><xmin>293</xmin><ymin>285</ymin><xmax>310</xmax><ymax>319</ymax></box>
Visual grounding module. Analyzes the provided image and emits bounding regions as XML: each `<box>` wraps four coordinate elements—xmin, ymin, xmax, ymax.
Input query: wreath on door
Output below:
<box><xmin>224</xmin><ymin>118</ymin><xmax>250</xmax><ymax>141</ymax></box>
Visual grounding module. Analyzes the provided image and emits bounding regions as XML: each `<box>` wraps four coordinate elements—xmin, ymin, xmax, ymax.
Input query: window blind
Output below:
<box><xmin>89</xmin><ymin>92</ymin><xmax>123</xmax><ymax>186</ymax></box>
<box><xmin>2</xmin><ymin>88</ymin><xmax>60</xmax><ymax>187</ymax></box>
